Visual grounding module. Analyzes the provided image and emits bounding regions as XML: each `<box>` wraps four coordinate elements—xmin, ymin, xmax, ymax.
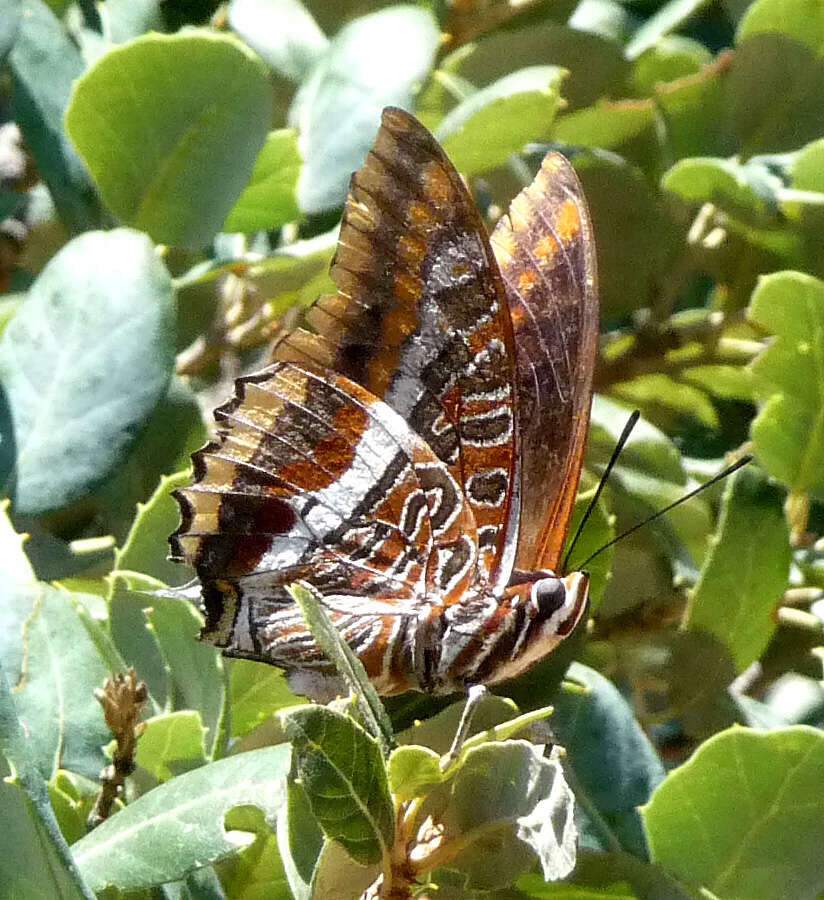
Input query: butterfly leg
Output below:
<box><xmin>444</xmin><ymin>684</ymin><xmax>488</xmax><ymax>768</ymax></box>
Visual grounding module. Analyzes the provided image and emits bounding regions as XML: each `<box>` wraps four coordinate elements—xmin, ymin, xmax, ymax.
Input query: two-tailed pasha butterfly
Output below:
<box><xmin>170</xmin><ymin>107</ymin><xmax>598</xmax><ymax>700</ymax></box>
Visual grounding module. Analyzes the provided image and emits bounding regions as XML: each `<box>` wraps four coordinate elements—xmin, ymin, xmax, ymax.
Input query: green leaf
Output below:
<box><xmin>228</xmin><ymin>0</ymin><xmax>327</xmax><ymax>81</ymax></box>
<box><xmin>747</xmin><ymin>271</ymin><xmax>824</xmax><ymax>494</ymax></box>
<box><xmin>662</xmin><ymin>157</ymin><xmax>769</xmax><ymax>219</ymax></box>
<box><xmin>223</xmin><ymin>129</ymin><xmax>302</xmax><ymax>232</ymax></box>
<box><xmin>387</xmin><ymin>745</ymin><xmax>442</xmax><ymax>801</ymax></box>
<box><xmin>280</xmin><ymin>705</ymin><xmax>394</xmax><ymax>866</ymax></box>
<box><xmin>517</xmin><ymin>849</ymin><xmax>698</xmax><ymax>899</ymax></box>
<box><xmin>646</xmin><ymin>631</ymin><xmax>739</xmax><ymax>740</ymax></box>
<box><xmin>737</xmin><ymin>0</ymin><xmax>824</xmax><ymax>54</ymax></box>
<box><xmin>135</xmin><ymin>711</ymin><xmax>208</xmax><ymax>781</ymax></box>
<box><xmin>0</xmin><ymin>499</ymin><xmax>39</xmax><ymax>682</ymax></box>
<box><xmin>568</xmin><ymin>0</ymin><xmax>633</xmax><ymax>43</ymax></box>
<box><xmin>229</xmin><ymin>658</ymin><xmax>304</xmax><ymax>739</ymax></box>
<box><xmin>144</xmin><ymin>593</ymin><xmax>227</xmax><ymax>759</ymax></box>
<box><xmin>436</xmin><ymin>67</ymin><xmax>566</xmax><ymax>175</ymax></box>
<box><xmin>115</xmin><ymin>469</ymin><xmax>195</xmax><ymax>586</ymax></box>
<box><xmin>611</xmin><ymin>373</ymin><xmax>719</xmax><ymax>429</ymax></box>
<box><xmin>0</xmin><ymin>0</ymin><xmax>20</xmax><ymax>63</ymax></box>
<box><xmin>642</xmin><ymin>726</ymin><xmax>824</xmax><ymax>900</ymax></box>
<box><xmin>397</xmin><ymin>692</ymin><xmax>520</xmax><ymax>755</ymax></box>
<box><xmin>551</xmin><ymin>664</ymin><xmax>665</xmax><ymax>858</ymax></box>
<box><xmin>49</xmin><ymin>770</ymin><xmax>97</xmax><ymax>846</ymax></box>
<box><xmin>442</xmin><ymin>740</ymin><xmax>576</xmax><ymax>887</ymax></box>
<box><xmin>66</xmin><ymin>31</ymin><xmax>272</xmax><ymax>248</ymax></box>
<box><xmin>0</xmin><ymin>662</ymin><xmax>96</xmax><ymax>900</ymax></box>
<box><xmin>216</xmin><ymin>804</ymin><xmax>293</xmax><ymax>899</ymax></box>
<box><xmin>626</xmin><ymin>0</ymin><xmax>712</xmax><ymax>60</ymax></box>
<box><xmin>8</xmin><ymin>0</ymin><xmax>103</xmax><ymax>232</ymax></box>
<box><xmin>570</xmin><ymin>157</ymin><xmax>672</xmax><ymax>319</ymax></box>
<box><xmin>290</xmin><ymin>5</ymin><xmax>439</xmax><ymax>213</ymax></box>
<box><xmin>91</xmin><ymin>376</ymin><xmax>207</xmax><ymax>546</ymax></box>
<box><xmin>287</xmin><ymin>582</ymin><xmax>393</xmax><ymax>753</ymax></box>
<box><xmin>552</xmin><ymin>99</ymin><xmax>655</xmax><ymax>150</ymax></box>
<box><xmin>0</xmin><ymin>229</ymin><xmax>175</xmax><ymax>515</ymax></box>
<box><xmin>631</xmin><ymin>37</ymin><xmax>712</xmax><ymax>95</ymax></box>
<box><xmin>99</xmin><ymin>0</ymin><xmax>164</xmax><ymax>43</ymax></box>
<box><xmin>277</xmin><ymin>778</ymin><xmax>324</xmax><ymax>900</ymax></box>
<box><xmin>681</xmin><ymin>364</ymin><xmax>756</xmax><ymax>402</ymax></box>
<box><xmin>108</xmin><ymin>576</ymin><xmax>170</xmax><ymax>713</ymax></box>
<box><xmin>445</xmin><ymin>23</ymin><xmax>628</xmax><ymax>113</ymax></box>
<box><xmin>14</xmin><ymin>585</ymin><xmax>127</xmax><ymax>781</ymax></box>
<box><xmin>309</xmin><ymin>839</ymin><xmax>379</xmax><ymax>900</ymax></box>
<box><xmin>588</xmin><ymin>396</ymin><xmax>710</xmax><ymax>598</ymax></box>
<box><xmin>72</xmin><ymin>745</ymin><xmax>291</xmax><ymax>892</ymax></box>
<box><xmin>686</xmin><ymin>467</ymin><xmax>790</xmax><ymax>670</ymax></box>
<box><xmin>725</xmin><ymin>0</ymin><xmax>824</xmax><ymax>154</ymax></box>
<box><xmin>563</xmin><ymin>478</ymin><xmax>614</xmax><ymax>611</ymax></box>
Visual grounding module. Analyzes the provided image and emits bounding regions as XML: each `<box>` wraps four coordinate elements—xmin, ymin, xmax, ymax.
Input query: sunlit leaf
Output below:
<box><xmin>73</xmin><ymin>745</ymin><xmax>290</xmax><ymax>891</ymax></box>
<box><xmin>643</xmin><ymin>727</ymin><xmax>824</xmax><ymax>900</ymax></box>
<box><xmin>280</xmin><ymin>705</ymin><xmax>394</xmax><ymax>866</ymax></box>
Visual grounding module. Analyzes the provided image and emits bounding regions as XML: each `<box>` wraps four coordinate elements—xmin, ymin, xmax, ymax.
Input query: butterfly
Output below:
<box><xmin>170</xmin><ymin>107</ymin><xmax>598</xmax><ymax>700</ymax></box>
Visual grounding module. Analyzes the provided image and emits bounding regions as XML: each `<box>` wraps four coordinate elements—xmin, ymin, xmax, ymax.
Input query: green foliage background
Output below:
<box><xmin>1</xmin><ymin>0</ymin><xmax>824</xmax><ymax>897</ymax></box>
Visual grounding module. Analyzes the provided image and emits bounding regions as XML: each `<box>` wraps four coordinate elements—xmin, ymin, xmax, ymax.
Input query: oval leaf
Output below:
<box><xmin>685</xmin><ymin>466</ymin><xmax>791</xmax><ymax>671</ymax></box>
<box><xmin>442</xmin><ymin>740</ymin><xmax>576</xmax><ymax>887</ymax></box>
<box><xmin>228</xmin><ymin>0</ymin><xmax>327</xmax><ymax>81</ymax></box>
<box><xmin>281</xmin><ymin>705</ymin><xmax>394</xmax><ymax>866</ymax></box>
<box><xmin>290</xmin><ymin>5</ymin><xmax>439</xmax><ymax>214</ymax></box>
<box><xmin>8</xmin><ymin>0</ymin><xmax>103</xmax><ymax>231</ymax></box>
<box><xmin>436</xmin><ymin>66</ymin><xmax>566</xmax><ymax>175</ymax></box>
<box><xmin>66</xmin><ymin>31</ymin><xmax>271</xmax><ymax>248</ymax></box>
<box><xmin>642</xmin><ymin>726</ymin><xmax>824</xmax><ymax>900</ymax></box>
<box><xmin>747</xmin><ymin>271</ymin><xmax>824</xmax><ymax>495</ymax></box>
<box><xmin>223</xmin><ymin>129</ymin><xmax>302</xmax><ymax>232</ymax></box>
<box><xmin>552</xmin><ymin>663</ymin><xmax>666</xmax><ymax>857</ymax></box>
<box><xmin>0</xmin><ymin>229</ymin><xmax>175</xmax><ymax>515</ymax></box>
<box><xmin>14</xmin><ymin>585</ymin><xmax>126</xmax><ymax>781</ymax></box>
<box><xmin>387</xmin><ymin>745</ymin><xmax>442</xmax><ymax>801</ymax></box>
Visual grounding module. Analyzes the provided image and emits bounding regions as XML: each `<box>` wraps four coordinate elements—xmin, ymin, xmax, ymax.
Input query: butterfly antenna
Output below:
<box><xmin>572</xmin><ymin>453</ymin><xmax>753</xmax><ymax>572</ymax></box>
<box><xmin>562</xmin><ymin>410</ymin><xmax>640</xmax><ymax>573</ymax></box>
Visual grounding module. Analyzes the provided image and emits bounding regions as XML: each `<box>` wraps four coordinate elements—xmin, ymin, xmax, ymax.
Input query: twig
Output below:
<box><xmin>87</xmin><ymin>669</ymin><xmax>148</xmax><ymax>830</ymax></box>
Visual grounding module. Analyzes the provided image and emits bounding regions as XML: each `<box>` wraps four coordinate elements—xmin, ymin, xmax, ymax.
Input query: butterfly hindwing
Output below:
<box><xmin>170</xmin><ymin>361</ymin><xmax>480</xmax><ymax>694</ymax></box>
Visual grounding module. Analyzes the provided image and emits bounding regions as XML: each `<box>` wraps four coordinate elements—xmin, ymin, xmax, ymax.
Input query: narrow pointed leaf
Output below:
<box><xmin>72</xmin><ymin>745</ymin><xmax>290</xmax><ymax>892</ymax></box>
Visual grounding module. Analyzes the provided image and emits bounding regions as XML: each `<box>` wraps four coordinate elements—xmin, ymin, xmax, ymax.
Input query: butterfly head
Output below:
<box><xmin>530</xmin><ymin>570</ymin><xmax>589</xmax><ymax>639</ymax></box>
<box><xmin>481</xmin><ymin>570</ymin><xmax>589</xmax><ymax>687</ymax></box>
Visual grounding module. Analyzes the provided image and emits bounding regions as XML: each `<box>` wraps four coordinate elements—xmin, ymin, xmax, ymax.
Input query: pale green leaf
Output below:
<box><xmin>643</xmin><ymin>726</ymin><xmax>824</xmax><ymax>900</ymax></box>
<box><xmin>66</xmin><ymin>31</ymin><xmax>271</xmax><ymax>247</ymax></box>
<box><xmin>73</xmin><ymin>745</ymin><xmax>290</xmax><ymax>892</ymax></box>
<box><xmin>686</xmin><ymin>467</ymin><xmax>791</xmax><ymax>670</ymax></box>
<box><xmin>436</xmin><ymin>67</ymin><xmax>566</xmax><ymax>175</ymax></box>
<box><xmin>0</xmin><ymin>229</ymin><xmax>175</xmax><ymax>515</ymax></box>
<box><xmin>224</xmin><ymin>129</ymin><xmax>302</xmax><ymax>233</ymax></box>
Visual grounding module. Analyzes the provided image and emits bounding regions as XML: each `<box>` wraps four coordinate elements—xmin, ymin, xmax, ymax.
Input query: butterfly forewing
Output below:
<box><xmin>275</xmin><ymin>107</ymin><xmax>520</xmax><ymax>590</ymax></box>
<box><xmin>490</xmin><ymin>154</ymin><xmax>598</xmax><ymax>574</ymax></box>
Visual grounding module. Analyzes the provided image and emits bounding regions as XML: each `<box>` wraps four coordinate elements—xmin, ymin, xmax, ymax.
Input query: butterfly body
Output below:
<box><xmin>171</xmin><ymin>108</ymin><xmax>597</xmax><ymax>699</ymax></box>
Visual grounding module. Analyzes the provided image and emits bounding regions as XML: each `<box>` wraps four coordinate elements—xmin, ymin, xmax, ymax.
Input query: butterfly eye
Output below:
<box><xmin>531</xmin><ymin>577</ymin><xmax>568</xmax><ymax>619</ymax></box>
